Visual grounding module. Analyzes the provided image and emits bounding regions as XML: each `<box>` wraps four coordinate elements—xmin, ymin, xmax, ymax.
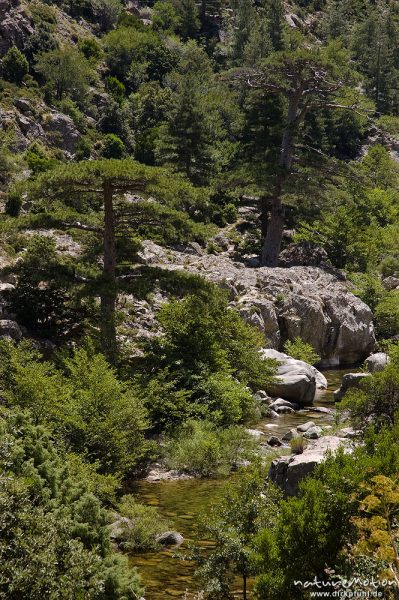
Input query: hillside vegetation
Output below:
<box><xmin>1</xmin><ymin>1</ymin><xmax>399</xmax><ymax>599</ymax></box>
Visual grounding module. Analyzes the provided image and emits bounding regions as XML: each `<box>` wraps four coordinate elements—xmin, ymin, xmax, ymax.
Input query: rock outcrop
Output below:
<box><xmin>382</xmin><ymin>276</ymin><xmax>399</xmax><ymax>291</ymax></box>
<box><xmin>0</xmin><ymin>101</ymin><xmax>80</xmax><ymax>156</ymax></box>
<box><xmin>364</xmin><ymin>352</ymin><xmax>390</xmax><ymax>373</ymax></box>
<box><xmin>0</xmin><ymin>0</ymin><xmax>34</xmax><ymax>56</ymax></box>
<box><xmin>269</xmin><ymin>436</ymin><xmax>351</xmax><ymax>496</ymax></box>
<box><xmin>137</xmin><ymin>241</ymin><xmax>376</xmax><ymax>366</ymax></box>
<box><xmin>333</xmin><ymin>372</ymin><xmax>370</xmax><ymax>402</ymax></box>
<box><xmin>0</xmin><ymin>319</ymin><xmax>22</xmax><ymax>340</ymax></box>
<box><xmin>42</xmin><ymin>111</ymin><xmax>80</xmax><ymax>155</ymax></box>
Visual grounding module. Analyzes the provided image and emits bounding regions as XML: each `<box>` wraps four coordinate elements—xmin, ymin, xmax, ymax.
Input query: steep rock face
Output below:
<box><xmin>137</xmin><ymin>241</ymin><xmax>376</xmax><ymax>366</ymax></box>
<box><xmin>0</xmin><ymin>0</ymin><xmax>92</xmax><ymax>57</ymax></box>
<box><xmin>0</xmin><ymin>0</ymin><xmax>33</xmax><ymax>56</ymax></box>
<box><xmin>42</xmin><ymin>112</ymin><xmax>80</xmax><ymax>154</ymax></box>
<box><xmin>0</xmin><ymin>101</ymin><xmax>80</xmax><ymax>155</ymax></box>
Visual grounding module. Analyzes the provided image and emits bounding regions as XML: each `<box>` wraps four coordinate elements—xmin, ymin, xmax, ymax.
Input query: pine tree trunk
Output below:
<box><xmin>262</xmin><ymin>194</ymin><xmax>285</xmax><ymax>267</ymax></box>
<box><xmin>243</xmin><ymin>574</ymin><xmax>247</xmax><ymax>600</ymax></box>
<box><xmin>201</xmin><ymin>0</ymin><xmax>206</xmax><ymax>22</ymax></box>
<box><xmin>101</xmin><ymin>180</ymin><xmax>117</xmax><ymax>362</ymax></box>
<box><xmin>261</xmin><ymin>94</ymin><xmax>298</xmax><ymax>267</ymax></box>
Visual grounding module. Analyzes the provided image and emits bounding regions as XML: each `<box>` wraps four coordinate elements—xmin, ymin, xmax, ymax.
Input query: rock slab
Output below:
<box><xmin>261</xmin><ymin>349</ymin><xmax>325</xmax><ymax>406</ymax></box>
<box><xmin>269</xmin><ymin>436</ymin><xmax>350</xmax><ymax>496</ymax></box>
<box><xmin>334</xmin><ymin>372</ymin><xmax>370</xmax><ymax>402</ymax></box>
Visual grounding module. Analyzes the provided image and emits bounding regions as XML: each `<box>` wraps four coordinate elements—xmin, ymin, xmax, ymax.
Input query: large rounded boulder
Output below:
<box><xmin>260</xmin><ymin>349</ymin><xmax>326</xmax><ymax>406</ymax></box>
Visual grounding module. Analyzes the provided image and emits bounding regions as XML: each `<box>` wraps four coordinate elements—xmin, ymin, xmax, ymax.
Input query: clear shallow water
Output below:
<box><xmin>130</xmin><ymin>369</ymin><xmax>353</xmax><ymax>599</ymax></box>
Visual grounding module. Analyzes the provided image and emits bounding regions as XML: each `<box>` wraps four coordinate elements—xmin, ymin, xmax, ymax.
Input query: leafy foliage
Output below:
<box><xmin>340</xmin><ymin>344</ymin><xmax>399</xmax><ymax>431</ymax></box>
<box><xmin>114</xmin><ymin>496</ymin><xmax>171</xmax><ymax>552</ymax></box>
<box><xmin>0</xmin><ymin>341</ymin><xmax>152</xmax><ymax>477</ymax></box>
<box><xmin>0</xmin><ymin>410</ymin><xmax>143</xmax><ymax>600</ymax></box>
<box><xmin>193</xmin><ymin>463</ymin><xmax>282</xmax><ymax>599</ymax></box>
<box><xmin>283</xmin><ymin>337</ymin><xmax>320</xmax><ymax>365</ymax></box>
<box><xmin>163</xmin><ymin>419</ymin><xmax>257</xmax><ymax>477</ymax></box>
<box><xmin>1</xmin><ymin>46</ymin><xmax>29</xmax><ymax>84</ymax></box>
<box><xmin>139</xmin><ymin>286</ymin><xmax>276</xmax><ymax>430</ymax></box>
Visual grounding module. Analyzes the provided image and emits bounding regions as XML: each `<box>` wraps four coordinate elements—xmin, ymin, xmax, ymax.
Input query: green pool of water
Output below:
<box><xmin>129</xmin><ymin>368</ymin><xmax>353</xmax><ymax>599</ymax></box>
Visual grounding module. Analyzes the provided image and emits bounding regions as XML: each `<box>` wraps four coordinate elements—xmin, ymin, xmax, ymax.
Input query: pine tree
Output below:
<box><xmin>29</xmin><ymin>161</ymin><xmax>156</xmax><ymax>361</ymax></box>
<box><xmin>351</xmin><ymin>7</ymin><xmax>399</xmax><ymax>114</ymax></box>
<box><xmin>175</xmin><ymin>0</ymin><xmax>200</xmax><ymax>40</ymax></box>
<box><xmin>237</xmin><ymin>43</ymin><xmax>361</xmax><ymax>266</ymax></box>
<box><xmin>158</xmin><ymin>75</ymin><xmax>214</xmax><ymax>184</ymax></box>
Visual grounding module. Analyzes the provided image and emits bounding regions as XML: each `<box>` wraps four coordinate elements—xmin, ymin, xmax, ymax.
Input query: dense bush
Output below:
<box><xmin>139</xmin><ymin>286</ymin><xmax>276</xmax><ymax>430</ymax></box>
<box><xmin>101</xmin><ymin>133</ymin><xmax>126</xmax><ymax>158</ymax></box>
<box><xmin>5</xmin><ymin>191</ymin><xmax>22</xmax><ymax>217</ymax></box>
<box><xmin>340</xmin><ymin>344</ymin><xmax>399</xmax><ymax>431</ymax></box>
<box><xmin>163</xmin><ymin>419</ymin><xmax>257</xmax><ymax>477</ymax></box>
<box><xmin>1</xmin><ymin>46</ymin><xmax>29</xmax><ymax>84</ymax></box>
<box><xmin>9</xmin><ymin>235</ymin><xmax>81</xmax><ymax>339</ymax></box>
<box><xmin>0</xmin><ymin>341</ymin><xmax>152</xmax><ymax>477</ymax></box>
<box><xmin>374</xmin><ymin>291</ymin><xmax>399</xmax><ymax>340</ymax></box>
<box><xmin>113</xmin><ymin>496</ymin><xmax>171</xmax><ymax>551</ymax></box>
<box><xmin>0</xmin><ymin>410</ymin><xmax>144</xmax><ymax>600</ymax></box>
<box><xmin>254</xmin><ymin>420</ymin><xmax>399</xmax><ymax>599</ymax></box>
<box><xmin>283</xmin><ymin>337</ymin><xmax>320</xmax><ymax>365</ymax></box>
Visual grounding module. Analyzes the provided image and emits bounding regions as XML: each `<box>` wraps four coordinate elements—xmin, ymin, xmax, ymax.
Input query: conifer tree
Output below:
<box><xmin>175</xmin><ymin>0</ymin><xmax>200</xmax><ymax>40</ymax></box>
<box><xmin>237</xmin><ymin>44</ymin><xmax>361</xmax><ymax>266</ymax></box>
<box><xmin>158</xmin><ymin>75</ymin><xmax>214</xmax><ymax>184</ymax></box>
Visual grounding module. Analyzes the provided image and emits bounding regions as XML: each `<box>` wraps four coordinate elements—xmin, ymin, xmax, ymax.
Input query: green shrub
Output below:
<box><xmin>75</xmin><ymin>136</ymin><xmax>93</xmax><ymax>160</ymax></box>
<box><xmin>106</xmin><ymin>76</ymin><xmax>126</xmax><ymax>104</ymax></box>
<box><xmin>341</xmin><ymin>344</ymin><xmax>399</xmax><ymax>431</ymax></box>
<box><xmin>163</xmin><ymin>420</ymin><xmax>257</xmax><ymax>477</ymax></box>
<box><xmin>5</xmin><ymin>191</ymin><xmax>22</xmax><ymax>217</ymax></box>
<box><xmin>101</xmin><ymin>133</ymin><xmax>126</xmax><ymax>159</ymax></box>
<box><xmin>0</xmin><ymin>341</ymin><xmax>152</xmax><ymax>477</ymax></box>
<box><xmin>380</xmin><ymin>255</ymin><xmax>399</xmax><ymax>278</ymax></box>
<box><xmin>140</xmin><ymin>287</ymin><xmax>276</xmax><ymax>429</ymax></box>
<box><xmin>290</xmin><ymin>436</ymin><xmax>305</xmax><ymax>455</ymax></box>
<box><xmin>351</xmin><ymin>272</ymin><xmax>385</xmax><ymax>312</ymax></box>
<box><xmin>2</xmin><ymin>46</ymin><xmax>29</xmax><ymax>85</ymax></box>
<box><xmin>283</xmin><ymin>337</ymin><xmax>320</xmax><ymax>365</ymax></box>
<box><xmin>25</xmin><ymin>143</ymin><xmax>58</xmax><ymax>175</ymax></box>
<box><xmin>375</xmin><ymin>292</ymin><xmax>399</xmax><ymax>339</ymax></box>
<box><xmin>113</xmin><ymin>496</ymin><xmax>171</xmax><ymax>551</ymax></box>
<box><xmin>199</xmin><ymin>373</ymin><xmax>255</xmax><ymax>425</ymax></box>
<box><xmin>0</xmin><ymin>410</ymin><xmax>144</xmax><ymax>599</ymax></box>
<box><xmin>195</xmin><ymin>463</ymin><xmax>281</xmax><ymax>597</ymax></box>
<box><xmin>152</xmin><ymin>1</ymin><xmax>180</xmax><ymax>32</ymax></box>
<box><xmin>9</xmin><ymin>235</ymin><xmax>81</xmax><ymax>339</ymax></box>
<box><xmin>29</xmin><ymin>2</ymin><xmax>57</xmax><ymax>26</ymax></box>
<box><xmin>78</xmin><ymin>37</ymin><xmax>103</xmax><ymax>61</ymax></box>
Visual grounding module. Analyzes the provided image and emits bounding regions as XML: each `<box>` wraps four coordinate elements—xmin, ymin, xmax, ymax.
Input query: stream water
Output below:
<box><xmin>130</xmin><ymin>369</ymin><xmax>351</xmax><ymax>599</ymax></box>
